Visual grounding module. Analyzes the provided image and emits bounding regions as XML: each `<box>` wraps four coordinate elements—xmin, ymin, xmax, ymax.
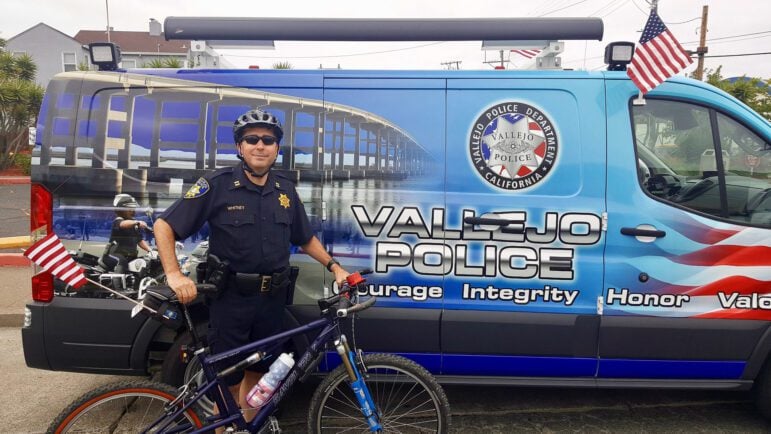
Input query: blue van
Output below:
<box><xmin>21</xmin><ymin>17</ymin><xmax>771</xmax><ymax>416</ymax></box>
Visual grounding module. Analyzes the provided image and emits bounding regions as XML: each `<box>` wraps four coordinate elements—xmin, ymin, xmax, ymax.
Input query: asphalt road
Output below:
<box><xmin>3</xmin><ymin>326</ymin><xmax>771</xmax><ymax>433</ymax></box>
<box><xmin>0</xmin><ymin>183</ymin><xmax>30</xmax><ymax>252</ymax></box>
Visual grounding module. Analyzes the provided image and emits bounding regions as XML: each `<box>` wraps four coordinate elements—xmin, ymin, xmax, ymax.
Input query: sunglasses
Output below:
<box><xmin>241</xmin><ymin>134</ymin><xmax>278</xmax><ymax>146</ymax></box>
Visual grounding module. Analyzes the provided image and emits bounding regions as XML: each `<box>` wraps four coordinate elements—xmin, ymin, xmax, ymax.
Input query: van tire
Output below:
<box><xmin>754</xmin><ymin>360</ymin><xmax>771</xmax><ymax>419</ymax></box>
<box><xmin>160</xmin><ymin>330</ymin><xmax>194</xmax><ymax>386</ymax></box>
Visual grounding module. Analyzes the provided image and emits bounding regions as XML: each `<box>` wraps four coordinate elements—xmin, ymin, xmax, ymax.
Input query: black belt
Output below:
<box><xmin>229</xmin><ymin>268</ymin><xmax>290</xmax><ymax>295</ymax></box>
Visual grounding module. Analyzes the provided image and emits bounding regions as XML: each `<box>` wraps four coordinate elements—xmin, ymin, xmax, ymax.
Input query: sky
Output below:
<box><xmin>1</xmin><ymin>0</ymin><xmax>769</xmax><ymax>78</ymax></box>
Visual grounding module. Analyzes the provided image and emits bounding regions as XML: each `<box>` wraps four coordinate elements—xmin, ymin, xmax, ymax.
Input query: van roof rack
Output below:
<box><xmin>163</xmin><ymin>17</ymin><xmax>604</xmax><ymax>42</ymax></box>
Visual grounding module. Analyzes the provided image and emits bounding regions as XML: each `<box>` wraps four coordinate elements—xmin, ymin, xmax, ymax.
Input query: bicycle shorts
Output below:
<box><xmin>207</xmin><ymin>284</ymin><xmax>287</xmax><ymax>386</ymax></box>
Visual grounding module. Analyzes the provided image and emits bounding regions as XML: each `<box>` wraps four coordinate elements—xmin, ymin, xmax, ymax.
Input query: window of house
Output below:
<box><xmin>63</xmin><ymin>52</ymin><xmax>77</xmax><ymax>72</ymax></box>
<box><xmin>121</xmin><ymin>59</ymin><xmax>137</xmax><ymax>68</ymax></box>
<box><xmin>633</xmin><ymin>99</ymin><xmax>770</xmax><ymax>228</ymax></box>
<box><xmin>12</xmin><ymin>51</ymin><xmax>27</xmax><ymax>57</ymax></box>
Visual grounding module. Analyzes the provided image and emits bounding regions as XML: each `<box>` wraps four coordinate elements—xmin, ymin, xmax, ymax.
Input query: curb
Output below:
<box><xmin>0</xmin><ymin>253</ymin><xmax>30</xmax><ymax>267</ymax></box>
<box><xmin>0</xmin><ymin>176</ymin><xmax>30</xmax><ymax>185</ymax></box>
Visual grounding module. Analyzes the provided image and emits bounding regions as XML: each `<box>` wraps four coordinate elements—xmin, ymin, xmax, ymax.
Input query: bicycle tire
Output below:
<box><xmin>48</xmin><ymin>379</ymin><xmax>205</xmax><ymax>434</ymax></box>
<box><xmin>307</xmin><ymin>353</ymin><xmax>451</xmax><ymax>433</ymax></box>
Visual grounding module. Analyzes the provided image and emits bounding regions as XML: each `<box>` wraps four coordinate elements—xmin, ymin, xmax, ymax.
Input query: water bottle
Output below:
<box><xmin>246</xmin><ymin>353</ymin><xmax>295</xmax><ymax>409</ymax></box>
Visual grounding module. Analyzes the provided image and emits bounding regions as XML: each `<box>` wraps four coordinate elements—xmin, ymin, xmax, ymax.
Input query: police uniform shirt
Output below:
<box><xmin>109</xmin><ymin>217</ymin><xmax>143</xmax><ymax>258</ymax></box>
<box><xmin>159</xmin><ymin>166</ymin><xmax>314</xmax><ymax>274</ymax></box>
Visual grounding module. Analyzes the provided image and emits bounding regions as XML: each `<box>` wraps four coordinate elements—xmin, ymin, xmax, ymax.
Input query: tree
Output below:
<box><xmin>0</xmin><ymin>52</ymin><xmax>44</xmax><ymax>170</ymax></box>
<box><xmin>702</xmin><ymin>66</ymin><xmax>770</xmax><ymax>121</ymax></box>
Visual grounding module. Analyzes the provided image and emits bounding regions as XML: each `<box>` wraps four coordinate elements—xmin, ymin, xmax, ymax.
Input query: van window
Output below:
<box><xmin>716</xmin><ymin>113</ymin><xmax>771</xmax><ymax>226</ymax></box>
<box><xmin>633</xmin><ymin>99</ymin><xmax>770</xmax><ymax>228</ymax></box>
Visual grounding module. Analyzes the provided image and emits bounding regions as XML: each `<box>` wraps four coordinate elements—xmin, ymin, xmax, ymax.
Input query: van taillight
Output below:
<box><xmin>32</xmin><ymin>272</ymin><xmax>54</xmax><ymax>303</ymax></box>
<box><xmin>30</xmin><ymin>183</ymin><xmax>53</xmax><ymax>235</ymax></box>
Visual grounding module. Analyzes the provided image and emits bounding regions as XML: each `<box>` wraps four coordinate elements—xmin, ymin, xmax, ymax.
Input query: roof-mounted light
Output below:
<box><xmin>88</xmin><ymin>42</ymin><xmax>122</xmax><ymax>71</ymax></box>
<box><xmin>604</xmin><ymin>41</ymin><xmax>635</xmax><ymax>71</ymax></box>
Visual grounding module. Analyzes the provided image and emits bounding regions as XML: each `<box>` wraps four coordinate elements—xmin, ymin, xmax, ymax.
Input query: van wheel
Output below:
<box><xmin>160</xmin><ymin>330</ymin><xmax>216</xmax><ymax>416</ymax></box>
<box><xmin>754</xmin><ymin>360</ymin><xmax>771</xmax><ymax>418</ymax></box>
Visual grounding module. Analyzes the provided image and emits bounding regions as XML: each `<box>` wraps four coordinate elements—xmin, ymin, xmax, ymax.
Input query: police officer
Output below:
<box><xmin>110</xmin><ymin>194</ymin><xmax>152</xmax><ymax>259</ymax></box>
<box><xmin>154</xmin><ymin>108</ymin><xmax>349</xmax><ymax>416</ymax></box>
<box><xmin>108</xmin><ymin>194</ymin><xmax>152</xmax><ymax>289</ymax></box>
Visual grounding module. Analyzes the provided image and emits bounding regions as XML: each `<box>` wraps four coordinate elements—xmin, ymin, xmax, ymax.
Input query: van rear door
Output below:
<box><xmin>442</xmin><ymin>73</ymin><xmax>607</xmax><ymax>377</ymax></box>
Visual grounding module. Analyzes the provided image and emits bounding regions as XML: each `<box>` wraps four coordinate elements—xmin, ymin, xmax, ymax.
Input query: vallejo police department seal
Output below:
<box><xmin>469</xmin><ymin>102</ymin><xmax>558</xmax><ymax>190</ymax></box>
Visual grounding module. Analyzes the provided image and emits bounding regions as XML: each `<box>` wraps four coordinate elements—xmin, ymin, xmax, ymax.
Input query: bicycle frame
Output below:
<box><xmin>144</xmin><ymin>309</ymin><xmax>381</xmax><ymax>433</ymax></box>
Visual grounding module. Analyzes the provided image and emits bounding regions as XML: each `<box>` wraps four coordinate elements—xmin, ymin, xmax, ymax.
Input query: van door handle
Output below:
<box><xmin>620</xmin><ymin>227</ymin><xmax>666</xmax><ymax>238</ymax></box>
<box><xmin>463</xmin><ymin>217</ymin><xmax>512</xmax><ymax>226</ymax></box>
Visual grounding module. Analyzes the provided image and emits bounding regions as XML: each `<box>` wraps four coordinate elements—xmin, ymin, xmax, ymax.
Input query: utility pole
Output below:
<box><xmin>483</xmin><ymin>50</ymin><xmax>507</xmax><ymax>69</ymax></box>
<box><xmin>105</xmin><ymin>0</ymin><xmax>111</xmax><ymax>43</ymax></box>
<box><xmin>694</xmin><ymin>5</ymin><xmax>709</xmax><ymax>80</ymax></box>
<box><xmin>440</xmin><ymin>60</ymin><xmax>461</xmax><ymax>70</ymax></box>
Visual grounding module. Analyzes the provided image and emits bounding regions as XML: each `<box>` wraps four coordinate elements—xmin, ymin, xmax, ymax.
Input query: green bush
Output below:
<box><xmin>14</xmin><ymin>152</ymin><xmax>30</xmax><ymax>175</ymax></box>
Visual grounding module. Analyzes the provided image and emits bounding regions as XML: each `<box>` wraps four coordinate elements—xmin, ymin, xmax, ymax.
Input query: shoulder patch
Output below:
<box><xmin>184</xmin><ymin>178</ymin><xmax>210</xmax><ymax>199</ymax></box>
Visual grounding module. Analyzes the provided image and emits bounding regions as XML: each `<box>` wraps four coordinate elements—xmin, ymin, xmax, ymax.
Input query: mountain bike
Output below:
<box><xmin>48</xmin><ymin>270</ymin><xmax>451</xmax><ymax>433</ymax></box>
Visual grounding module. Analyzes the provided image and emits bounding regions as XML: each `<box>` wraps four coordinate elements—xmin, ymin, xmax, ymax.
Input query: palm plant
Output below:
<box><xmin>0</xmin><ymin>52</ymin><xmax>44</xmax><ymax>170</ymax></box>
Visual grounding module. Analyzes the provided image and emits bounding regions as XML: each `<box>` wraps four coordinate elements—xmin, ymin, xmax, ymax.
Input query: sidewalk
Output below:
<box><xmin>0</xmin><ymin>266</ymin><xmax>30</xmax><ymax>327</ymax></box>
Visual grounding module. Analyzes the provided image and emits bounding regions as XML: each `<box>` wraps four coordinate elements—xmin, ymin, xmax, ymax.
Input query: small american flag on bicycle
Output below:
<box><xmin>24</xmin><ymin>233</ymin><xmax>87</xmax><ymax>288</ymax></box>
<box><xmin>627</xmin><ymin>8</ymin><xmax>693</xmax><ymax>94</ymax></box>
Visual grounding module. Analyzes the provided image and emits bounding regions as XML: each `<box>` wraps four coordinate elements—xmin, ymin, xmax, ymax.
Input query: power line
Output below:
<box><xmin>682</xmin><ymin>30</ymin><xmax>771</xmax><ymax>45</ymax></box>
<box><xmin>588</xmin><ymin>0</ymin><xmax>625</xmax><ymax>17</ymax></box>
<box><xmin>538</xmin><ymin>0</ymin><xmax>588</xmax><ymax>17</ymax></box>
<box><xmin>703</xmin><ymin>51</ymin><xmax>771</xmax><ymax>58</ymax></box>
<box><xmin>599</xmin><ymin>0</ymin><xmax>632</xmax><ymax>18</ymax></box>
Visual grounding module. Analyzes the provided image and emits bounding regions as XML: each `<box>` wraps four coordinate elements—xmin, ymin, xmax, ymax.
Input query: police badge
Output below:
<box><xmin>279</xmin><ymin>193</ymin><xmax>290</xmax><ymax>209</ymax></box>
<box><xmin>469</xmin><ymin>102</ymin><xmax>558</xmax><ymax>191</ymax></box>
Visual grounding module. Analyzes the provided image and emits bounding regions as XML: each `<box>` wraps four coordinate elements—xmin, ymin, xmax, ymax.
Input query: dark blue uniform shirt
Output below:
<box><xmin>160</xmin><ymin>165</ymin><xmax>314</xmax><ymax>274</ymax></box>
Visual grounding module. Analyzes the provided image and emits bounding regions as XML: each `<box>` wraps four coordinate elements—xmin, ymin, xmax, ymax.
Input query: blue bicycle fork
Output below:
<box><xmin>335</xmin><ymin>335</ymin><xmax>382</xmax><ymax>432</ymax></box>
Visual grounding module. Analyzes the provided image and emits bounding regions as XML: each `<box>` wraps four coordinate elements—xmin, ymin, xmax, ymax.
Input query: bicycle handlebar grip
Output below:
<box><xmin>337</xmin><ymin>296</ymin><xmax>376</xmax><ymax>317</ymax></box>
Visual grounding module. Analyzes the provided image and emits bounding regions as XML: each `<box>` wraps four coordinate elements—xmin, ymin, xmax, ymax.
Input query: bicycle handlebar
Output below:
<box><xmin>317</xmin><ymin>269</ymin><xmax>376</xmax><ymax>317</ymax></box>
<box><xmin>336</xmin><ymin>296</ymin><xmax>376</xmax><ymax>317</ymax></box>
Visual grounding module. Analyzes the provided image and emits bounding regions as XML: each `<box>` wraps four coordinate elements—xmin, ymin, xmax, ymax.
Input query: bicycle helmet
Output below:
<box><xmin>113</xmin><ymin>193</ymin><xmax>139</xmax><ymax>209</ymax></box>
<box><xmin>232</xmin><ymin>108</ymin><xmax>283</xmax><ymax>144</ymax></box>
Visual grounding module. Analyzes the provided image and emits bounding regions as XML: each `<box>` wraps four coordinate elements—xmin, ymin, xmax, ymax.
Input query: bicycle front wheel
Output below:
<box><xmin>308</xmin><ymin>353</ymin><xmax>451</xmax><ymax>433</ymax></box>
<box><xmin>48</xmin><ymin>379</ymin><xmax>204</xmax><ymax>434</ymax></box>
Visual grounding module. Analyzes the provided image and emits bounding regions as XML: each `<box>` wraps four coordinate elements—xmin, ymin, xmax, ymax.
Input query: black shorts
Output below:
<box><xmin>207</xmin><ymin>286</ymin><xmax>287</xmax><ymax>386</ymax></box>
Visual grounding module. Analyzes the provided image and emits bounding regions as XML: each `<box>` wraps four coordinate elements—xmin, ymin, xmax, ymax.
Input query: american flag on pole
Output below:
<box><xmin>24</xmin><ymin>233</ymin><xmax>87</xmax><ymax>288</ymax></box>
<box><xmin>511</xmin><ymin>49</ymin><xmax>541</xmax><ymax>59</ymax></box>
<box><xmin>627</xmin><ymin>8</ymin><xmax>693</xmax><ymax>94</ymax></box>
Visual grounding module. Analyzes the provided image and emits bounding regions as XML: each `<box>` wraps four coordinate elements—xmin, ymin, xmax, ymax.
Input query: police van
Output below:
<box><xmin>21</xmin><ymin>17</ymin><xmax>771</xmax><ymax>414</ymax></box>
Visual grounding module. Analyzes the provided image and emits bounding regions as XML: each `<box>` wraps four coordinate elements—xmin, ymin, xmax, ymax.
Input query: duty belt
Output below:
<box><xmin>231</xmin><ymin>268</ymin><xmax>290</xmax><ymax>296</ymax></box>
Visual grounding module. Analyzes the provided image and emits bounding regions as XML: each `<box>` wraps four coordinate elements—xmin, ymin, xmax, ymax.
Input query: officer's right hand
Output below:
<box><xmin>167</xmin><ymin>271</ymin><xmax>197</xmax><ymax>304</ymax></box>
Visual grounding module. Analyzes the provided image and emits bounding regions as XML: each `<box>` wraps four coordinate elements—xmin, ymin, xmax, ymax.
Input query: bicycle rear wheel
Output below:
<box><xmin>308</xmin><ymin>353</ymin><xmax>451</xmax><ymax>433</ymax></box>
<box><xmin>48</xmin><ymin>379</ymin><xmax>204</xmax><ymax>433</ymax></box>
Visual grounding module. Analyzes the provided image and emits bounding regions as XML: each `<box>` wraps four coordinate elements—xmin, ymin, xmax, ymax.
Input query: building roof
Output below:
<box><xmin>74</xmin><ymin>30</ymin><xmax>190</xmax><ymax>54</ymax></box>
<box><xmin>7</xmin><ymin>22</ymin><xmax>79</xmax><ymax>44</ymax></box>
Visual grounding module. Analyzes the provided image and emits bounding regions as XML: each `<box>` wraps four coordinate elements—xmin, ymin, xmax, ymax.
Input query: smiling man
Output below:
<box><xmin>153</xmin><ymin>108</ymin><xmax>349</xmax><ymax>420</ymax></box>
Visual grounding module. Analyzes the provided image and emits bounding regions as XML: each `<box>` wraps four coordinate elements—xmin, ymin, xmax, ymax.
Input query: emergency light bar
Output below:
<box><xmin>163</xmin><ymin>17</ymin><xmax>604</xmax><ymax>42</ymax></box>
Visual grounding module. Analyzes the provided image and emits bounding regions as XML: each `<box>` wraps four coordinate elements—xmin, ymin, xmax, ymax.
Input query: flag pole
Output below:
<box><xmin>633</xmin><ymin>90</ymin><xmax>647</xmax><ymax>106</ymax></box>
<box><xmin>84</xmin><ymin>277</ymin><xmax>158</xmax><ymax>314</ymax></box>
